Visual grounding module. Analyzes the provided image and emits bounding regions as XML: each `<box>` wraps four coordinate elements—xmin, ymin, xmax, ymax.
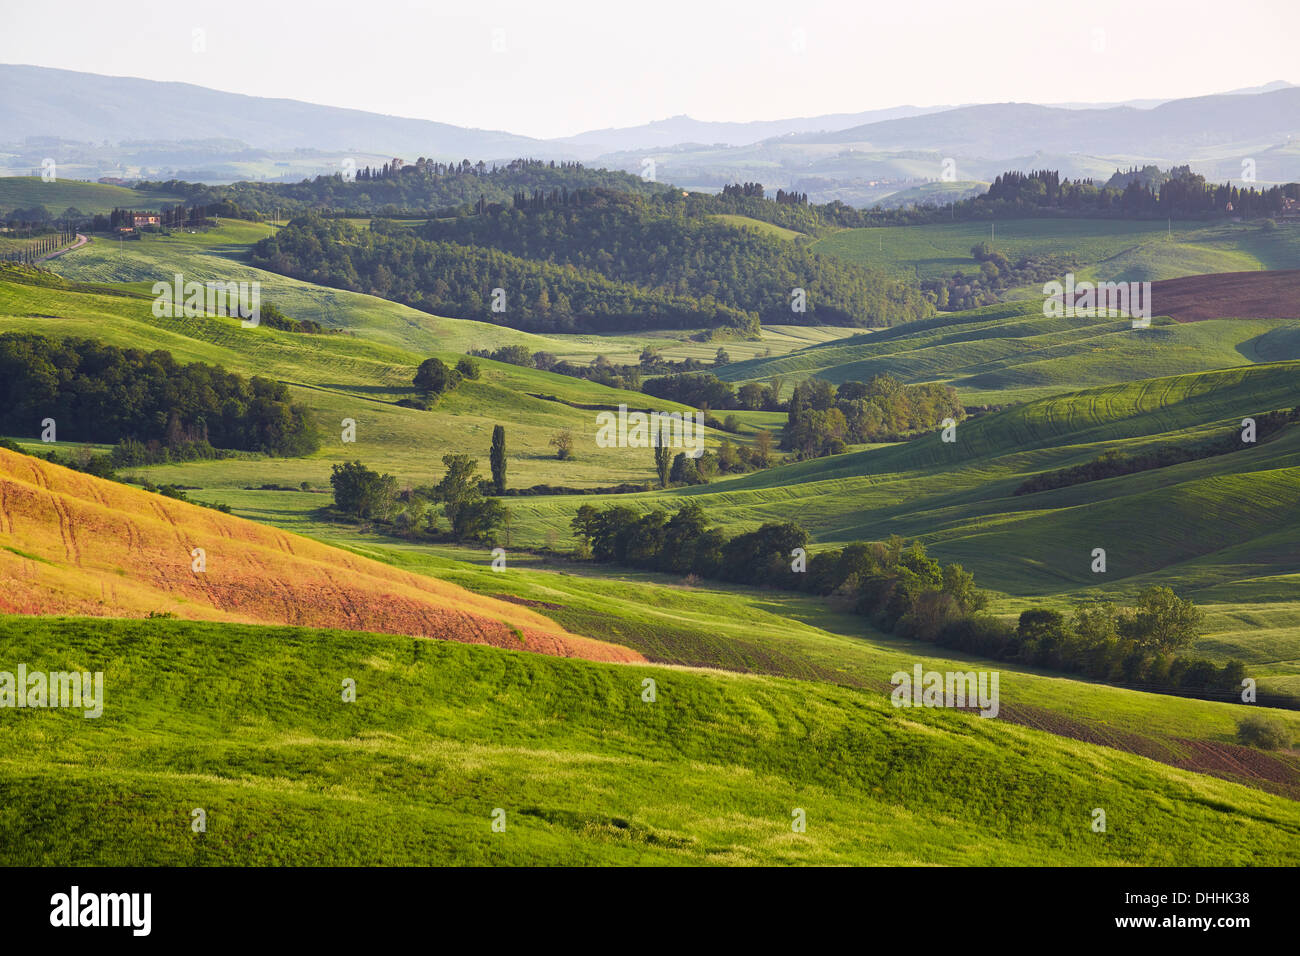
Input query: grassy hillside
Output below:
<box><xmin>0</xmin><ymin>264</ymin><xmax>742</xmax><ymax>490</ymax></box>
<box><xmin>710</xmin><ymin>213</ymin><xmax>805</xmax><ymax>240</ymax></box>
<box><xmin>0</xmin><ymin>176</ymin><xmax>184</xmax><ymax>214</ymax></box>
<box><xmin>193</xmin><ymin>529</ymin><xmax>1300</xmax><ymax>759</ymax></box>
<box><xmin>36</xmin><ymin>221</ymin><xmax>849</xmax><ymax>363</ymax></box>
<box><xmin>3</xmin><ymin>613</ymin><xmax>1297</xmax><ymax>865</ymax></box>
<box><xmin>717</xmin><ymin>298</ymin><xmax>1300</xmax><ymax>405</ymax></box>
<box><xmin>2</xmin><ymin>212</ymin><xmax>1298</xmax><ymax>868</ymax></box>
<box><xmin>813</xmin><ymin>217</ymin><xmax>1300</xmax><ymax>287</ymax></box>
<box><xmin>11</xmin><ymin>239</ymin><xmax>1296</xmax><ymax>679</ymax></box>
<box><xmin>322</xmin><ymin>362</ymin><xmax>1297</xmax><ymax>682</ymax></box>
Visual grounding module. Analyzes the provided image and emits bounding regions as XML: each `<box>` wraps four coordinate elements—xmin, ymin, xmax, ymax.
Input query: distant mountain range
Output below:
<box><xmin>1</xmin><ymin>64</ymin><xmax>1296</xmax><ymax>201</ymax></box>
<box><xmin>808</xmin><ymin>88</ymin><xmax>1300</xmax><ymax>156</ymax></box>
<box><xmin>548</xmin><ymin>106</ymin><xmax>956</xmax><ymax>154</ymax></box>
<box><xmin>1045</xmin><ymin>80</ymin><xmax>1295</xmax><ymax>110</ymax></box>
<box><xmin>0</xmin><ymin>64</ymin><xmax>546</xmax><ymax>158</ymax></box>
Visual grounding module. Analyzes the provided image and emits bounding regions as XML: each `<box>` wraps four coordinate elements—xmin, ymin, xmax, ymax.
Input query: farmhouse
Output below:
<box><xmin>132</xmin><ymin>213</ymin><xmax>161</xmax><ymax>228</ymax></box>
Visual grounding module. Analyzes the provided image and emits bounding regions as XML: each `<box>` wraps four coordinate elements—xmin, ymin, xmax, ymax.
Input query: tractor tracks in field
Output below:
<box><xmin>996</xmin><ymin>700</ymin><xmax>1300</xmax><ymax>800</ymax></box>
<box><xmin>26</xmin><ymin>466</ymin><xmax>81</xmax><ymax>565</ymax></box>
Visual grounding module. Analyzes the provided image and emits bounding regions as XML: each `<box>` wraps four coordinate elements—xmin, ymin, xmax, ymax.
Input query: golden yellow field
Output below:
<box><xmin>0</xmin><ymin>448</ymin><xmax>640</xmax><ymax>663</ymax></box>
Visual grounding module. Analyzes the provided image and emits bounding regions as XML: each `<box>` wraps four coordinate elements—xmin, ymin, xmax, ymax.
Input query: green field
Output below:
<box><xmin>0</xmin><ymin>259</ymin><xmax>754</xmax><ymax>490</ymax></box>
<box><xmin>250</xmin><ymin>361</ymin><xmax>1293</xmax><ymax>686</ymax></box>
<box><xmin>717</xmin><ymin>299</ymin><xmax>1300</xmax><ymax>405</ymax></box>
<box><xmin>37</xmin><ymin>221</ymin><xmax>854</xmax><ymax>364</ymax></box>
<box><xmin>4</xmin><ymin>610</ymin><xmax>1298</xmax><ymax>865</ymax></box>
<box><xmin>0</xmin><ymin>176</ymin><xmax>185</xmax><ymax>215</ymax></box>
<box><xmin>5</xmin><ymin>204</ymin><xmax>1300</xmax><ymax>868</ymax></box>
<box><xmin>710</xmin><ymin>213</ymin><xmax>806</xmax><ymax>240</ymax></box>
<box><xmin>813</xmin><ymin>217</ymin><xmax>1300</xmax><ymax>287</ymax></box>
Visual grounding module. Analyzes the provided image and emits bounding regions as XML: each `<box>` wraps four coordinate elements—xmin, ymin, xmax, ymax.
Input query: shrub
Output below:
<box><xmin>549</xmin><ymin>429</ymin><xmax>575</xmax><ymax>460</ymax></box>
<box><xmin>413</xmin><ymin>357</ymin><xmax>460</xmax><ymax>395</ymax></box>
<box><xmin>1237</xmin><ymin>713</ymin><xmax>1291</xmax><ymax>750</ymax></box>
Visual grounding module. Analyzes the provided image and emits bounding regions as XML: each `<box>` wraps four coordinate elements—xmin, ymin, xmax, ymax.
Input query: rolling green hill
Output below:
<box><xmin>13</xmin><ymin>243</ymin><xmax>1293</xmax><ymax>678</ymax></box>
<box><xmin>0</xmin><ymin>264</ymin><xmax>735</xmax><ymax>490</ymax></box>
<box><xmin>370</xmin><ymin>362</ymin><xmax>1299</xmax><ymax>684</ymax></box>
<box><xmin>0</xmin><ymin>176</ymin><xmax>184</xmax><ymax>215</ymax></box>
<box><xmin>11</xmin><ymin>229</ymin><xmax>1296</xmax><ymax>680</ymax></box>
<box><xmin>4</xmin><ymin>613</ymin><xmax>1298</xmax><ymax>865</ymax></box>
<box><xmin>37</xmin><ymin>221</ymin><xmax>850</xmax><ymax>365</ymax></box>
<box><xmin>716</xmin><ymin>298</ymin><xmax>1300</xmax><ymax>405</ymax></box>
<box><xmin>813</xmin><ymin>217</ymin><xmax>1300</xmax><ymax>288</ymax></box>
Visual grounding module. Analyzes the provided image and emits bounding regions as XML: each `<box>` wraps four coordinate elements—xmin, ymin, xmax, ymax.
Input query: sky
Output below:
<box><xmin>2</xmin><ymin>0</ymin><xmax>1297</xmax><ymax>139</ymax></box>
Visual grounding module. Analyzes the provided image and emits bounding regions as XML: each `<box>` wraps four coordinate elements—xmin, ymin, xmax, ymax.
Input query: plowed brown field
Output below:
<box><xmin>0</xmin><ymin>448</ymin><xmax>642</xmax><ymax>663</ymax></box>
<box><xmin>1152</xmin><ymin>268</ymin><xmax>1300</xmax><ymax>322</ymax></box>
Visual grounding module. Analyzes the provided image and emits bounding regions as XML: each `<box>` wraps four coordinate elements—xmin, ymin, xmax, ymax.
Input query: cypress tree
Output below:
<box><xmin>489</xmin><ymin>424</ymin><xmax>507</xmax><ymax>494</ymax></box>
<box><xmin>654</xmin><ymin>443</ymin><xmax>672</xmax><ymax>489</ymax></box>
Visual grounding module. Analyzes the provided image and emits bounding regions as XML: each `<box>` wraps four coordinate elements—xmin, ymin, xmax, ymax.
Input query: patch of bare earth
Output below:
<box><xmin>997</xmin><ymin>702</ymin><xmax>1300</xmax><ymax>800</ymax></box>
<box><xmin>1151</xmin><ymin>269</ymin><xmax>1300</xmax><ymax>323</ymax></box>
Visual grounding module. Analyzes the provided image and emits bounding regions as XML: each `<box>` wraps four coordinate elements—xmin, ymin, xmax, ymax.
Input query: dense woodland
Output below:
<box><xmin>416</xmin><ymin>187</ymin><xmax>927</xmax><ymax>327</ymax></box>
<box><xmin>977</xmin><ymin>167</ymin><xmax>1298</xmax><ymax>219</ymax></box>
<box><xmin>0</xmin><ymin>333</ymin><xmax>318</xmax><ymax>456</ymax></box>
<box><xmin>253</xmin><ymin>215</ymin><xmax>758</xmax><ymax>333</ymax></box>
<box><xmin>251</xmin><ymin>187</ymin><xmax>930</xmax><ymax>333</ymax></box>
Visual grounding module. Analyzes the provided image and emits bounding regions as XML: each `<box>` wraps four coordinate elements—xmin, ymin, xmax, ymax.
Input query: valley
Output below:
<box><xmin>2</xmin><ymin>64</ymin><xmax>1299</xmax><ymax>873</ymax></box>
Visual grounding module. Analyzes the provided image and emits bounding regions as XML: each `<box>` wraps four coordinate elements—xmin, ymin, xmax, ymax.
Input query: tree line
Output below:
<box><xmin>1015</xmin><ymin>407</ymin><xmax>1300</xmax><ymax>495</ymax></box>
<box><xmin>981</xmin><ymin>167</ymin><xmax>1297</xmax><ymax>219</ymax></box>
<box><xmin>0</xmin><ymin>333</ymin><xmax>319</xmax><ymax>456</ymax></box>
<box><xmin>671</xmin><ymin>168</ymin><xmax>1300</xmax><ymax>239</ymax></box>
<box><xmin>568</xmin><ymin>503</ymin><xmax>1252</xmax><ymax>701</ymax></box>
<box><xmin>0</xmin><ymin>229</ymin><xmax>77</xmax><ymax>263</ymax></box>
<box><xmin>136</xmin><ymin>158</ymin><xmax>665</xmax><ymax>220</ymax></box>
<box><xmin>468</xmin><ymin>343</ymin><xmax>720</xmax><ymax>392</ymax></box>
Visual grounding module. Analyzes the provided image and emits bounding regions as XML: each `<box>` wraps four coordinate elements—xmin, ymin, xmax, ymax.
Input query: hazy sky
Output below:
<box><xmin>3</xmin><ymin>0</ymin><xmax>1296</xmax><ymax>139</ymax></box>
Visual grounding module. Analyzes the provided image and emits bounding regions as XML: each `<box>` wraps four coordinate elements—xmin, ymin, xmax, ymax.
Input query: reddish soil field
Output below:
<box><xmin>0</xmin><ymin>448</ymin><xmax>643</xmax><ymax>664</ymax></box>
<box><xmin>997</xmin><ymin>701</ymin><xmax>1300</xmax><ymax>800</ymax></box>
<box><xmin>1152</xmin><ymin>269</ymin><xmax>1300</xmax><ymax>322</ymax></box>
